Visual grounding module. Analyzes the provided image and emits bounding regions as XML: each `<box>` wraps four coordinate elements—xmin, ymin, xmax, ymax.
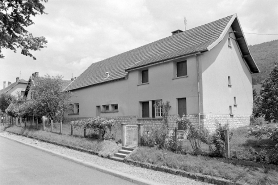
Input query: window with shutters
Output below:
<box><xmin>177</xmin><ymin>61</ymin><xmax>187</xmax><ymax>77</ymax></box>
<box><xmin>177</xmin><ymin>98</ymin><xmax>187</xmax><ymax>130</ymax></box>
<box><xmin>141</xmin><ymin>70</ymin><xmax>149</xmax><ymax>84</ymax></box>
<box><xmin>141</xmin><ymin>101</ymin><xmax>149</xmax><ymax>118</ymax></box>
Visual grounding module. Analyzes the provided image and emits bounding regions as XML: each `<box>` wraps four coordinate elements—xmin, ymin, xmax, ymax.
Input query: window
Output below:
<box><xmin>228</xmin><ymin>38</ymin><xmax>232</xmax><ymax>48</ymax></box>
<box><xmin>234</xmin><ymin>97</ymin><xmax>237</xmax><ymax>107</ymax></box>
<box><xmin>96</xmin><ymin>106</ymin><xmax>101</xmax><ymax>116</ymax></box>
<box><xmin>153</xmin><ymin>100</ymin><xmax>162</xmax><ymax>117</ymax></box>
<box><xmin>141</xmin><ymin>101</ymin><xmax>149</xmax><ymax>118</ymax></box>
<box><xmin>69</xmin><ymin>104</ymin><xmax>74</xmax><ymax>114</ymax></box>
<box><xmin>178</xmin><ymin>98</ymin><xmax>187</xmax><ymax>117</ymax></box>
<box><xmin>141</xmin><ymin>70</ymin><xmax>148</xmax><ymax>84</ymax></box>
<box><xmin>228</xmin><ymin>76</ymin><xmax>232</xmax><ymax>87</ymax></box>
<box><xmin>229</xmin><ymin>106</ymin><xmax>233</xmax><ymax>115</ymax></box>
<box><xmin>102</xmin><ymin>105</ymin><xmax>109</xmax><ymax>112</ymax></box>
<box><xmin>111</xmin><ymin>104</ymin><xmax>118</xmax><ymax>111</ymax></box>
<box><xmin>74</xmin><ymin>103</ymin><xmax>79</xmax><ymax>114</ymax></box>
<box><xmin>177</xmin><ymin>60</ymin><xmax>187</xmax><ymax>77</ymax></box>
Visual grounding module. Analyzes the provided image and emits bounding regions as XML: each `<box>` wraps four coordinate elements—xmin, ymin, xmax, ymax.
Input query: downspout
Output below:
<box><xmin>196</xmin><ymin>53</ymin><xmax>201</xmax><ymax>127</ymax></box>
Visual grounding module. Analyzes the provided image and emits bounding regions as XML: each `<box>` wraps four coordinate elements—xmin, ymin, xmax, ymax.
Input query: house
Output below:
<box><xmin>0</xmin><ymin>78</ymin><xmax>28</xmax><ymax>97</ymax></box>
<box><xmin>65</xmin><ymin>14</ymin><xmax>259</xmax><ymax>132</ymax></box>
<box><xmin>0</xmin><ymin>77</ymin><xmax>28</xmax><ymax>119</ymax></box>
<box><xmin>24</xmin><ymin>72</ymin><xmax>71</xmax><ymax>100</ymax></box>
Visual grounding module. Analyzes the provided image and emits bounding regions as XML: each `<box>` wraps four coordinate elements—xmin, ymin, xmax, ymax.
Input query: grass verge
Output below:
<box><xmin>129</xmin><ymin>147</ymin><xmax>278</xmax><ymax>185</ymax></box>
<box><xmin>4</xmin><ymin>125</ymin><xmax>121</xmax><ymax>157</ymax></box>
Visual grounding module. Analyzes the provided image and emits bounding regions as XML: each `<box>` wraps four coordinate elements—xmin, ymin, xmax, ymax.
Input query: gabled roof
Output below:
<box><xmin>0</xmin><ymin>79</ymin><xmax>27</xmax><ymax>95</ymax></box>
<box><xmin>66</xmin><ymin>14</ymin><xmax>259</xmax><ymax>91</ymax></box>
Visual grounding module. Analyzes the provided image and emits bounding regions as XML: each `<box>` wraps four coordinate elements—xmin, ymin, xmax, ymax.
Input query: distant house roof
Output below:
<box><xmin>0</xmin><ymin>79</ymin><xmax>27</xmax><ymax>95</ymax></box>
<box><xmin>66</xmin><ymin>14</ymin><xmax>259</xmax><ymax>91</ymax></box>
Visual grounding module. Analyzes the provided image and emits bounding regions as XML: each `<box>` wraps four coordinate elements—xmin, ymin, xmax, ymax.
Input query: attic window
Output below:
<box><xmin>228</xmin><ymin>38</ymin><xmax>232</xmax><ymax>48</ymax></box>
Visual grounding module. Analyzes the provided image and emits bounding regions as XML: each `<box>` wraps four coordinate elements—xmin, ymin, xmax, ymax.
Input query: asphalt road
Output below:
<box><xmin>0</xmin><ymin>137</ymin><xmax>137</xmax><ymax>185</ymax></box>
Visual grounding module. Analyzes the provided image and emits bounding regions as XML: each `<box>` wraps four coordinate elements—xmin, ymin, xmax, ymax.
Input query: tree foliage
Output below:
<box><xmin>259</xmin><ymin>65</ymin><xmax>278</xmax><ymax>122</ymax></box>
<box><xmin>0</xmin><ymin>94</ymin><xmax>15</xmax><ymax>113</ymax></box>
<box><xmin>31</xmin><ymin>75</ymin><xmax>72</xmax><ymax>122</ymax></box>
<box><xmin>0</xmin><ymin>0</ymin><xmax>48</xmax><ymax>59</ymax></box>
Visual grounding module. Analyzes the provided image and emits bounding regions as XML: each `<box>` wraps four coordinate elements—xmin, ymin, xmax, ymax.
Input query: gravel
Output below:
<box><xmin>0</xmin><ymin>131</ymin><xmax>211</xmax><ymax>185</ymax></box>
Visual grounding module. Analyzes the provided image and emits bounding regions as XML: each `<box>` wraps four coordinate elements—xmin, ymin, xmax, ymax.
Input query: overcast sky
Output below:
<box><xmin>1</xmin><ymin>0</ymin><xmax>278</xmax><ymax>86</ymax></box>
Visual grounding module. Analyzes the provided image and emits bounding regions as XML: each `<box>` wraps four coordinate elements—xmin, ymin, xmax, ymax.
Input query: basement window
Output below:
<box><xmin>102</xmin><ymin>105</ymin><xmax>109</xmax><ymax>112</ymax></box>
<box><xmin>111</xmin><ymin>104</ymin><xmax>118</xmax><ymax>111</ymax></box>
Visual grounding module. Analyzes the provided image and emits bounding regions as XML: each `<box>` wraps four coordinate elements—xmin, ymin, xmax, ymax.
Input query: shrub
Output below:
<box><xmin>141</xmin><ymin>124</ymin><xmax>168</xmax><ymax>148</ymax></box>
<box><xmin>210</xmin><ymin>122</ymin><xmax>233</xmax><ymax>157</ymax></box>
<box><xmin>176</xmin><ymin>115</ymin><xmax>210</xmax><ymax>154</ymax></box>
<box><xmin>71</xmin><ymin>117</ymin><xmax>115</xmax><ymax>140</ymax></box>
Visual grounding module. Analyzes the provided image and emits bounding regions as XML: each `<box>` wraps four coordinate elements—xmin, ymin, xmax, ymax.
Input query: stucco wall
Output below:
<box><xmin>68</xmin><ymin>55</ymin><xmax>199</xmax><ymax>119</ymax></box>
<box><xmin>200</xmin><ymin>27</ymin><xmax>253</xmax><ymax>127</ymax></box>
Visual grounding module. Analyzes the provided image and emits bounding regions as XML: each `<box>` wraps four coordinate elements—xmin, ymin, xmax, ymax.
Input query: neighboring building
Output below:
<box><xmin>0</xmin><ymin>77</ymin><xmax>28</xmax><ymax>117</ymax></box>
<box><xmin>24</xmin><ymin>72</ymin><xmax>71</xmax><ymax>100</ymax></box>
<box><xmin>65</xmin><ymin>14</ymin><xmax>259</xmax><ymax>131</ymax></box>
<box><xmin>0</xmin><ymin>77</ymin><xmax>28</xmax><ymax>97</ymax></box>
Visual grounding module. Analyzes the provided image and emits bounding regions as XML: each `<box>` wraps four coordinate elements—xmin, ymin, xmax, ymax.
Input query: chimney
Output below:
<box><xmin>171</xmin><ymin>29</ymin><xmax>183</xmax><ymax>35</ymax></box>
<box><xmin>16</xmin><ymin>77</ymin><xmax>19</xmax><ymax>82</ymax></box>
<box><xmin>3</xmin><ymin>81</ymin><xmax>6</xmax><ymax>89</ymax></box>
<box><xmin>8</xmin><ymin>82</ymin><xmax>11</xmax><ymax>86</ymax></box>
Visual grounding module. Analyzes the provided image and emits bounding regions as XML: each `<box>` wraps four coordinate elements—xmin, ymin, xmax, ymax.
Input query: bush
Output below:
<box><xmin>210</xmin><ymin>123</ymin><xmax>233</xmax><ymax>157</ymax></box>
<box><xmin>141</xmin><ymin>124</ymin><xmax>168</xmax><ymax>148</ymax></box>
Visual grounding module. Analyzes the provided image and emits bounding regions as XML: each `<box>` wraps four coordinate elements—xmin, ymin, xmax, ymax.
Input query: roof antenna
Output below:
<box><xmin>184</xmin><ymin>17</ymin><xmax>187</xmax><ymax>31</ymax></box>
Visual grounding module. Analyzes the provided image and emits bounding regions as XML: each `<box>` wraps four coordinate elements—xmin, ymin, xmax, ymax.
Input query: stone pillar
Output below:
<box><xmin>121</xmin><ymin>123</ymin><xmax>127</xmax><ymax>146</ymax></box>
<box><xmin>70</xmin><ymin>122</ymin><xmax>73</xmax><ymax>135</ymax></box>
<box><xmin>137</xmin><ymin>123</ymin><xmax>143</xmax><ymax>146</ymax></box>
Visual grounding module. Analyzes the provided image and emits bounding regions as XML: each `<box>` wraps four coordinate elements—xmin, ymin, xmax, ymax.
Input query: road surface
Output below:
<box><xmin>0</xmin><ymin>136</ymin><xmax>137</xmax><ymax>185</ymax></box>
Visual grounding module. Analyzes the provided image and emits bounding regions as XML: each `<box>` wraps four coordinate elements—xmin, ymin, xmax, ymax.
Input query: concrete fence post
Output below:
<box><xmin>84</xmin><ymin>127</ymin><xmax>86</xmax><ymax>138</ymax></box>
<box><xmin>15</xmin><ymin>117</ymin><xmax>18</xmax><ymax>126</ymax></box>
<box><xmin>42</xmin><ymin>117</ymin><xmax>45</xmax><ymax>131</ymax></box>
<box><xmin>51</xmin><ymin>120</ymin><xmax>53</xmax><ymax>132</ymax></box>
<box><xmin>224</xmin><ymin>129</ymin><xmax>230</xmax><ymax>158</ymax></box>
<box><xmin>121</xmin><ymin>123</ymin><xmax>127</xmax><ymax>146</ymax></box>
<box><xmin>60</xmin><ymin>121</ymin><xmax>63</xmax><ymax>134</ymax></box>
<box><xmin>70</xmin><ymin>122</ymin><xmax>73</xmax><ymax>135</ymax></box>
<box><xmin>137</xmin><ymin>123</ymin><xmax>142</xmax><ymax>146</ymax></box>
<box><xmin>32</xmin><ymin>115</ymin><xmax>35</xmax><ymax>126</ymax></box>
<box><xmin>36</xmin><ymin>117</ymin><xmax>39</xmax><ymax>130</ymax></box>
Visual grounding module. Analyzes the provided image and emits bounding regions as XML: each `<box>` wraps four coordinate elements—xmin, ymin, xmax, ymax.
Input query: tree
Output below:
<box><xmin>259</xmin><ymin>65</ymin><xmax>278</xmax><ymax>122</ymax></box>
<box><xmin>0</xmin><ymin>94</ymin><xmax>15</xmax><ymax>113</ymax></box>
<box><xmin>31</xmin><ymin>75</ymin><xmax>72</xmax><ymax>122</ymax></box>
<box><xmin>0</xmin><ymin>0</ymin><xmax>48</xmax><ymax>59</ymax></box>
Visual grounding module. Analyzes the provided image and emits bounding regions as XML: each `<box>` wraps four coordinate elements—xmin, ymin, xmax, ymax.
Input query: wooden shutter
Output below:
<box><xmin>177</xmin><ymin>61</ymin><xmax>187</xmax><ymax>77</ymax></box>
<box><xmin>141</xmin><ymin>70</ymin><xmax>148</xmax><ymax>83</ymax></box>
<box><xmin>142</xmin><ymin>102</ymin><xmax>149</xmax><ymax>117</ymax></box>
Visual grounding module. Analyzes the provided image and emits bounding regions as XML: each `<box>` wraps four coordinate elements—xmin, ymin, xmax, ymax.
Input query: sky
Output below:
<box><xmin>1</xmin><ymin>0</ymin><xmax>278</xmax><ymax>86</ymax></box>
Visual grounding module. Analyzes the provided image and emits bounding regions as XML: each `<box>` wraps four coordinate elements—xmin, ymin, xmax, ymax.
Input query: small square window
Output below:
<box><xmin>102</xmin><ymin>105</ymin><xmax>109</xmax><ymax>112</ymax></box>
<box><xmin>141</xmin><ymin>70</ymin><xmax>148</xmax><ymax>84</ymax></box>
<box><xmin>228</xmin><ymin>76</ymin><xmax>232</xmax><ymax>87</ymax></box>
<box><xmin>112</xmin><ymin>104</ymin><xmax>118</xmax><ymax>111</ymax></box>
<box><xmin>177</xmin><ymin>61</ymin><xmax>187</xmax><ymax>77</ymax></box>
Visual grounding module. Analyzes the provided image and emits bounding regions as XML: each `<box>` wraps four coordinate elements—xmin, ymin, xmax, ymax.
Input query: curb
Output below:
<box><xmin>4</xmin><ymin>130</ymin><xmax>241</xmax><ymax>185</ymax></box>
<box><xmin>0</xmin><ymin>133</ymin><xmax>160</xmax><ymax>185</ymax></box>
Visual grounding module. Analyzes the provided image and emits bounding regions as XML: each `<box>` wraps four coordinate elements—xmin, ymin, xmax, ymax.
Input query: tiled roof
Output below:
<box><xmin>0</xmin><ymin>79</ymin><xmax>27</xmax><ymax>95</ymax></box>
<box><xmin>66</xmin><ymin>14</ymin><xmax>256</xmax><ymax>91</ymax></box>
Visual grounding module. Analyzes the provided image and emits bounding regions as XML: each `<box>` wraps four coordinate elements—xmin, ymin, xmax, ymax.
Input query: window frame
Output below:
<box><xmin>141</xmin><ymin>69</ymin><xmax>149</xmax><ymax>84</ymax></box>
<box><xmin>176</xmin><ymin>60</ymin><xmax>187</xmax><ymax>77</ymax></box>
<box><xmin>141</xmin><ymin>101</ymin><xmax>150</xmax><ymax>118</ymax></box>
<box><xmin>154</xmin><ymin>100</ymin><xmax>162</xmax><ymax>118</ymax></box>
